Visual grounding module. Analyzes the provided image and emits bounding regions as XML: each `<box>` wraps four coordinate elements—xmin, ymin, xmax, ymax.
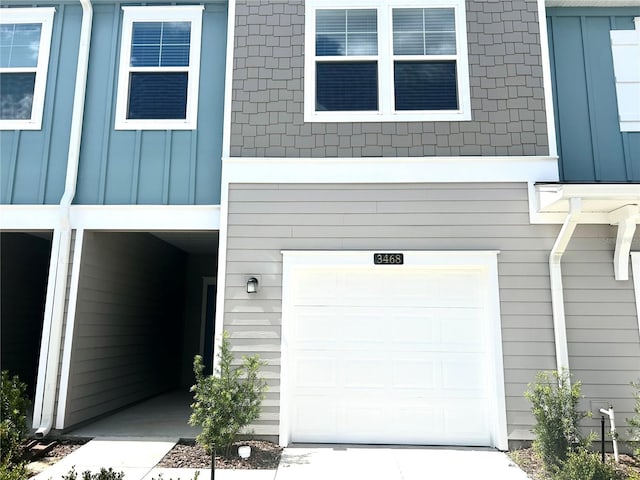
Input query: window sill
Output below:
<box><xmin>304</xmin><ymin>110</ymin><xmax>472</xmax><ymax>123</ymax></box>
<box><xmin>0</xmin><ymin>120</ymin><xmax>43</xmax><ymax>130</ymax></box>
<box><xmin>114</xmin><ymin>119</ymin><xmax>197</xmax><ymax>131</ymax></box>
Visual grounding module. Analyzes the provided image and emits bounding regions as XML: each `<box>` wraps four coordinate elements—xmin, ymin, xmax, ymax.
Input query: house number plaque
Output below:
<box><xmin>373</xmin><ymin>253</ymin><xmax>404</xmax><ymax>265</ymax></box>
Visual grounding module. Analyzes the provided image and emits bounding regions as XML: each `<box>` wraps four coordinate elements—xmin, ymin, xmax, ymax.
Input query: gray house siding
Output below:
<box><xmin>0</xmin><ymin>3</ymin><xmax>81</xmax><ymax>205</ymax></box>
<box><xmin>222</xmin><ymin>182</ymin><xmax>640</xmax><ymax>439</ymax></box>
<box><xmin>563</xmin><ymin>237</ymin><xmax>640</xmax><ymax>430</ymax></box>
<box><xmin>230</xmin><ymin>0</ymin><xmax>549</xmax><ymax>158</ymax></box>
<box><xmin>63</xmin><ymin>231</ymin><xmax>186</xmax><ymax>428</ymax></box>
<box><xmin>547</xmin><ymin>7</ymin><xmax>640</xmax><ymax>182</ymax></box>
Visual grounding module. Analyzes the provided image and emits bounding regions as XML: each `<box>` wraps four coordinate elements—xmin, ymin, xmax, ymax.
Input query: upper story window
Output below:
<box><xmin>0</xmin><ymin>8</ymin><xmax>55</xmax><ymax>130</ymax></box>
<box><xmin>304</xmin><ymin>0</ymin><xmax>471</xmax><ymax>123</ymax></box>
<box><xmin>115</xmin><ymin>5</ymin><xmax>203</xmax><ymax>130</ymax></box>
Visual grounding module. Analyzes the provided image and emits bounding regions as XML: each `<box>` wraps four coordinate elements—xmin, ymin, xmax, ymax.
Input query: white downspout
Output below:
<box><xmin>34</xmin><ymin>0</ymin><xmax>92</xmax><ymax>438</ymax></box>
<box><xmin>549</xmin><ymin>197</ymin><xmax>581</xmax><ymax>375</ymax></box>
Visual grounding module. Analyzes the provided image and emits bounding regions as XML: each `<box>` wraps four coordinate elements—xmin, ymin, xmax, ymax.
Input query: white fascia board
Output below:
<box><xmin>70</xmin><ymin>205</ymin><xmax>220</xmax><ymax>230</ymax></box>
<box><xmin>0</xmin><ymin>205</ymin><xmax>59</xmax><ymax>230</ymax></box>
<box><xmin>531</xmin><ymin>183</ymin><xmax>640</xmax><ymax>224</ymax></box>
<box><xmin>222</xmin><ymin>156</ymin><xmax>559</xmax><ymax>184</ymax></box>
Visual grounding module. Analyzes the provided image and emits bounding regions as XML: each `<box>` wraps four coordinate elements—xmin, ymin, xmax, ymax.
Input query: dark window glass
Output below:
<box><xmin>316</xmin><ymin>62</ymin><xmax>377</xmax><ymax>111</ymax></box>
<box><xmin>127</xmin><ymin>72</ymin><xmax>188</xmax><ymax>119</ymax></box>
<box><xmin>0</xmin><ymin>72</ymin><xmax>35</xmax><ymax>119</ymax></box>
<box><xmin>394</xmin><ymin>61</ymin><xmax>457</xmax><ymax>110</ymax></box>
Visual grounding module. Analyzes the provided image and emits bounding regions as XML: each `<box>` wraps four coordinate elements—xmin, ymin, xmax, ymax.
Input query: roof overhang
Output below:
<box><xmin>534</xmin><ymin>183</ymin><xmax>640</xmax><ymax>280</ymax></box>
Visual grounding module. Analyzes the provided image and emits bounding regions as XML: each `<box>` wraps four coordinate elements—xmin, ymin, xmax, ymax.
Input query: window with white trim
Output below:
<box><xmin>0</xmin><ymin>8</ymin><xmax>55</xmax><ymax>130</ymax></box>
<box><xmin>304</xmin><ymin>0</ymin><xmax>471</xmax><ymax>122</ymax></box>
<box><xmin>115</xmin><ymin>5</ymin><xmax>203</xmax><ymax>130</ymax></box>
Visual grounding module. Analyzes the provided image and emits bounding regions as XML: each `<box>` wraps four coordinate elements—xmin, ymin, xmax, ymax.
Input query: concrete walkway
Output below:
<box><xmin>31</xmin><ymin>440</ymin><xmax>530</xmax><ymax>480</ymax></box>
<box><xmin>276</xmin><ymin>445</ymin><xmax>530</xmax><ymax>480</ymax></box>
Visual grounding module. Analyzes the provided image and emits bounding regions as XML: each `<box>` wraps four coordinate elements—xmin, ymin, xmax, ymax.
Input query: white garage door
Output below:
<box><xmin>282</xmin><ymin>252</ymin><xmax>506</xmax><ymax>447</ymax></box>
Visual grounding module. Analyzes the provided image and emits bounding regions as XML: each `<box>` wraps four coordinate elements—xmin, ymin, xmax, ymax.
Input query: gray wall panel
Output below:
<box><xmin>63</xmin><ymin>232</ymin><xmax>186</xmax><ymax>428</ymax></box>
<box><xmin>223</xmin><ymin>182</ymin><xmax>640</xmax><ymax>440</ymax></box>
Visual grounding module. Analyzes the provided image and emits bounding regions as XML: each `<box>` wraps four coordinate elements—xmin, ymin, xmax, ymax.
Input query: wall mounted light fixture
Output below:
<box><xmin>247</xmin><ymin>277</ymin><xmax>259</xmax><ymax>294</ymax></box>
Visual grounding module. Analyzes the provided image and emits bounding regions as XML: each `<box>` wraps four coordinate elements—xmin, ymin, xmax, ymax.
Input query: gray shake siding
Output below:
<box><xmin>230</xmin><ymin>0</ymin><xmax>549</xmax><ymax>157</ymax></box>
<box><xmin>223</xmin><ymin>182</ymin><xmax>640</xmax><ymax>439</ymax></box>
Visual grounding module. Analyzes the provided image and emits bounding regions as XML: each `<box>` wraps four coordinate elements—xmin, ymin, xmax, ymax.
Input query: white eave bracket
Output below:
<box><xmin>610</xmin><ymin>205</ymin><xmax>640</xmax><ymax>281</ymax></box>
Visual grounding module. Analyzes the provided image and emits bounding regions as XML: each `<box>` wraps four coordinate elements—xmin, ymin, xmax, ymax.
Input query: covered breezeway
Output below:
<box><xmin>56</xmin><ymin>230</ymin><xmax>218</xmax><ymax>434</ymax></box>
<box><xmin>1</xmin><ymin>232</ymin><xmax>52</xmax><ymax>398</ymax></box>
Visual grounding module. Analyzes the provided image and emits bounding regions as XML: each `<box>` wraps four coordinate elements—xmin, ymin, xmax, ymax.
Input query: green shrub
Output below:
<box><xmin>628</xmin><ymin>381</ymin><xmax>640</xmax><ymax>457</ymax></box>
<box><xmin>552</xmin><ymin>448</ymin><xmax>622</xmax><ymax>480</ymax></box>
<box><xmin>189</xmin><ymin>331</ymin><xmax>268</xmax><ymax>456</ymax></box>
<box><xmin>0</xmin><ymin>460</ymin><xmax>28</xmax><ymax>480</ymax></box>
<box><xmin>0</xmin><ymin>371</ymin><xmax>30</xmax><ymax>464</ymax></box>
<box><xmin>525</xmin><ymin>370</ymin><xmax>590</xmax><ymax>471</ymax></box>
<box><xmin>61</xmin><ymin>466</ymin><xmax>125</xmax><ymax>480</ymax></box>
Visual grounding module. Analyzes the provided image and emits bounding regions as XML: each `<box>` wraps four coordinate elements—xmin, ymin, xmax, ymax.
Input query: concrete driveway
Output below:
<box><xmin>275</xmin><ymin>445</ymin><xmax>530</xmax><ymax>480</ymax></box>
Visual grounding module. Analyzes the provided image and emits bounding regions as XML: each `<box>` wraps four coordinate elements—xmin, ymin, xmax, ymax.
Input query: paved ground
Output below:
<box><xmin>31</xmin><ymin>440</ymin><xmax>529</xmax><ymax>480</ymax></box>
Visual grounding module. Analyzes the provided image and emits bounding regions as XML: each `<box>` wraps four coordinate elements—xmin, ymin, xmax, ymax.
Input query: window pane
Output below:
<box><xmin>0</xmin><ymin>72</ymin><xmax>35</xmax><ymax>119</ymax></box>
<box><xmin>393</xmin><ymin>8</ymin><xmax>455</xmax><ymax>55</ymax></box>
<box><xmin>424</xmin><ymin>8</ymin><xmax>455</xmax><ymax>32</ymax></box>
<box><xmin>316</xmin><ymin>33</ymin><xmax>345</xmax><ymax>56</ymax></box>
<box><xmin>394</xmin><ymin>61</ymin><xmax>457</xmax><ymax>110</ymax></box>
<box><xmin>127</xmin><ymin>72</ymin><xmax>188</xmax><ymax>119</ymax></box>
<box><xmin>316</xmin><ymin>9</ymin><xmax>376</xmax><ymax>56</ymax></box>
<box><xmin>131</xmin><ymin>21</ymin><xmax>190</xmax><ymax>67</ymax></box>
<box><xmin>316</xmin><ymin>61</ymin><xmax>377</xmax><ymax>111</ymax></box>
<box><xmin>0</xmin><ymin>23</ymin><xmax>41</xmax><ymax>68</ymax></box>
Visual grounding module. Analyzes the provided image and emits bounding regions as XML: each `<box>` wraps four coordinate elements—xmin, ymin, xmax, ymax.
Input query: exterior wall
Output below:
<box><xmin>547</xmin><ymin>7</ymin><xmax>640</xmax><ymax>182</ymax></box>
<box><xmin>62</xmin><ymin>231</ymin><xmax>186</xmax><ymax>428</ymax></box>
<box><xmin>564</xmin><ymin>229</ymin><xmax>640</xmax><ymax>431</ymax></box>
<box><xmin>0</xmin><ymin>3</ymin><xmax>81</xmax><ymax>205</ymax></box>
<box><xmin>75</xmin><ymin>2</ymin><xmax>227</xmax><ymax>205</ymax></box>
<box><xmin>0</xmin><ymin>233</ymin><xmax>51</xmax><ymax>393</ymax></box>
<box><xmin>0</xmin><ymin>1</ymin><xmax>227</xmax><ymax>206</ymax></box>
<box><xmin>224</xmin><ymin>182</ymin><xmax>555</xmax><ymax>438</ymax></box>
<box><xmin>229</xmin><ymin>0</ymin><xmax>550</xmax><ymax>158</ymax></box>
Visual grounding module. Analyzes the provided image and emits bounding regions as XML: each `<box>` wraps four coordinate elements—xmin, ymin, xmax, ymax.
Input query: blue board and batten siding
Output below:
<box><xmin>0</xmin><ymin>3</ymin><xmax>82</xmax><ymax>205</ymax></box>
<box><xmin>547</xmin><ymin>7</ymin><xmax>640</xmax><ymax>182</ymax></box>
<box><xmin>0</xmin><ymin>1</ymin><xmax>227</xmax><ymax>206</ymax></box>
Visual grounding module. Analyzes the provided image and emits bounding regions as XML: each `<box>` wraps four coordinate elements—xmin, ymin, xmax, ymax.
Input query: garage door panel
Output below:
<box><xmin>287</xmin><ymin>263</ymin><xmax>497</xmax><ymax>446</ymax></box>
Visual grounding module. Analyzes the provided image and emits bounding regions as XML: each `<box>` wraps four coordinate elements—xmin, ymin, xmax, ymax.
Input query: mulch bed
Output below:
<box><xmin>508</xmin><ymin>447</ymin><xmax>640</xmax><ymax>479</ymax></box>
<box><xmin>156</xmin><ymin>440</ymin><xmax>282</xmax><ymax>469</ymax></box>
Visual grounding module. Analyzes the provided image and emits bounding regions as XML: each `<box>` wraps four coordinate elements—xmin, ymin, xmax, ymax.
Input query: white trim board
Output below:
<box><xmin>0</xmin><ymin>205</ymin><xmax>220</xmax><ymax>231</ymax></box>
<box><xmin>222</xmin><ymin>156</ymin><xmax>559</xmax><ymax>184</ymax></box>
<box><xmin>279</xmin><ymin>250</ymin><xmax>508</xmax><ymax>450</ymax></box>
<box><xmin>55</xmin><ymin>229</ymin><xmax>84</xmax><ymax>429</ymax></box>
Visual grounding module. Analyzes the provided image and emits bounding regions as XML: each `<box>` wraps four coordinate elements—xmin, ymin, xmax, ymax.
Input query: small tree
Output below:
<box><xmin>0</xmin><ymin>371</ymin><xmax>30</xmax><ymax>465</ymax></box>
<box><xmin>189</xmin><ymin>331</ymin><xmax>267</xmax><ymax>456</ymax></box>
<box><xmin>628</xmin><ymin>381</ymin><xmax>640</xmax><ymax>457</ymax></box>
<box><xmin>525</xmin><ymin>370</ymin><xmax>590</xmax><ymax>471</ymax></box>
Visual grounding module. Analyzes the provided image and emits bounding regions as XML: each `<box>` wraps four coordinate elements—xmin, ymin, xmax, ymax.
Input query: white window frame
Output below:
<box><xmin>304</xmin><ymin>0</ymin><xmax>471</xmax><ymax>123</ymax></box>
<box><xmin>0</xmin><ymin>7</ymin><xmax>55</xmax><ymax>130</ymax></box>
<box><xmin>610</xmin><ymin>17</ymin><xmax>640</xmax><ymax>132</ymax></box>
<box><xmin>115</xmin><ymin>5</ymin><xmax>203</xmax><ymax>131</ymax></box>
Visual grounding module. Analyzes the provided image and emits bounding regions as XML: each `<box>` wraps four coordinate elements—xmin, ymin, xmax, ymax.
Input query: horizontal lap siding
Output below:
<box><xmin>63</xmin><ymin>232</ymin><xmax>185</xmax><ymax>428</ymax></box>
<box><xmin>224</xmin><ymin>183</ymin><xmax>568</xmax><ymax>439</ymax></box>
<box><xmin>563</xmin><ymin>228</ymin><xmax>640</xmax><ymax>434</ymax></box>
